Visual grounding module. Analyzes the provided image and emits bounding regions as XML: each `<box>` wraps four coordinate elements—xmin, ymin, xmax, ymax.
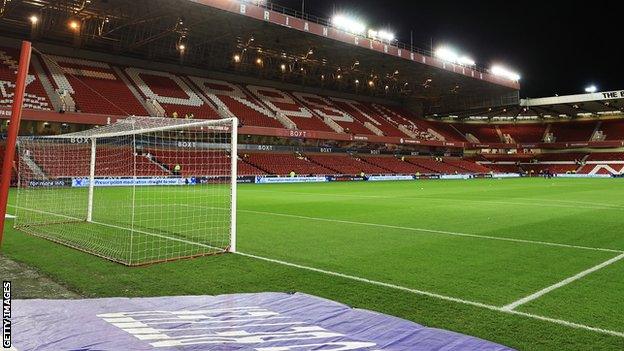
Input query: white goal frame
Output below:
<box><xmin>15</xmin><ymin>117</ymin><xmax>238</xmax><ymax>265</ymax></box>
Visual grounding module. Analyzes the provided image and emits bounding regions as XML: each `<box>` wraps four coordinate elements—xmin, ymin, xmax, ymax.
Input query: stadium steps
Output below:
<box><xmin>359</xmin><ymin>156</ymin><xmax>394</xmax><ymax>174</ymax></box>
<box><xmin>145</xmin><ymin>155</ymin><xmax>172</xmax><ymax>175</ymax></box>
<box><xmin>307</xmin><ymin>156</ymin><xmax>342</xmax><ymax>174</ymax></box>
<box><xmin>21</xmin><ymin>153</ymin><xmax>48</xmax><ymax>180</ymax></box>
<box><xmin>238</xmin><ymin>155</ymin><xmax>272</xmax><ymax>175</ymax></box>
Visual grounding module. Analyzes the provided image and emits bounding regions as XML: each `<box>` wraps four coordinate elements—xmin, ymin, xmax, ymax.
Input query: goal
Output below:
<box><xmin>14</xmin><ymin>117</ymin><xmax>238</xmax><ymax>266</ymax></box>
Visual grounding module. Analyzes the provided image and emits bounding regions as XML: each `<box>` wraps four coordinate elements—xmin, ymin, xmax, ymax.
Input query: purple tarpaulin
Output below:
<box><xmin>13</xmin><ymin>292</ymin><xmax>515</xmax><ymax>350</ymax></box>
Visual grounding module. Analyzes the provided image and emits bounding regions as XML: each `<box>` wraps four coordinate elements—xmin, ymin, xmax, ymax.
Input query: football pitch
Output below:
<box><xmin>2</xmin><ymin>177</ymin><xmax>624</xmax><ymax>350</ymax></box>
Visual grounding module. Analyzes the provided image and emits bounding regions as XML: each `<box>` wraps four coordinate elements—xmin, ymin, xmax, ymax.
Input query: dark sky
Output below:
<box><xmin>275</xmin><ymin>0</ymin><xmax>622</xmax><ymax>98</ymax></box>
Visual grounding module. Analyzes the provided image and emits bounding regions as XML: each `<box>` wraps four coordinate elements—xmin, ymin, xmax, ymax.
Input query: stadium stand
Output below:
<box><xmin>548</xmin><ymin>120</ymin><xmax>597</xmax><ymax>142</ymax></box>
<box><xmin>246</xmin><ymin>86</ymin><xmax>334</xmax><ymax>132</ymax></box>
<box><xmin>187</xmin><ymin>77</ymin><xmax>283</xmax><ymax>128</ymax></box>
<box><xmin>485</xmin><ymin>164</ymin><xmax>520</xmax><ymax>173</ymax></box>
<box><xmin>124</xmin><ymin>67</ymin><xmax>218</xmax><ymax>119</ymax></box>
<box><xmin>244</xmin><ymin>152</ymin><xmax>334</xmax><ymax>176</ymax></box>
<box><xmin>497</xmin><ymin>123</ymin><xmax>547</xmax><ymax>143</ymax></box>
<box><xmin>406</xmin><ymin>157</ymin><xmax>465</xmax><ymax>174</ymax></box>
<box><xmin>40</xmin><ymin>54</ymin><xmax>147</xmax><ymax>115</ymax></box>
<box><xmin>28</xmin><ymin>145</ymin><xmax>166</xmax><ymax>177</ymax></box>
<box><xmin>600</xmin><ymin>119</ymin><xmax>624</xmax><ymax>140</ymax></box>
<box><xmin>443</xmin><ymin>158</ymin><xmax>491</xmax><ymax>173</ymax></box>
<box><xmin>412</xmin><ymin>119</ymin><xmax>465</xmax><ymax>142</ymax></box>
<box><xmin>1</xmin><ymin>47</ymin><xmax>53</xmax><ymax>111</ymax></box>
<box><xmin>453</xmin><ymin>124</ymin><xmax>501</xmax><ymax>143</ymax></box>
<box><xmin>292</xmin><ymin>92</ymin><xmax>372</xmax><ymax>135</ymax></box>
<box><xmin>586</xmin><ymin>152</ymin><xmax>624</xmax><ymax>161</ymax></box>
<box><xmin>535</xmin><ymin>153</ymin><xmax>587</xmax><ymax>161</ymax></box>
<box><xmin>306</xmin><ymin>154</ymin><xmax>388</xmax><ymax>175</ymax></box>
<box><xmin>361</xmin><ymin>155</ymin><xmax>424</xmax><ymax>174</ymax></box>
<box><xmin>329</xmin><ymin>99</ymin><xmax>409</xmax><ymax>137</ymax></box>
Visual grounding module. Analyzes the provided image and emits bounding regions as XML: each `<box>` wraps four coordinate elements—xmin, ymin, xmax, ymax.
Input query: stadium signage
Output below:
<box><xmin>70</xmin><ymin>137</ymin><xmax>90</xmax><ymax>144</ymax></box>
<box><xmin>177</xmin><ymin>141</ymin><xmax>197</xmax><ymax>148</ymax></box>
<box><xmin>288</xmin><ymin>130</ymin><xmax>309</xmax><ymax>138</ymax></box>
<box><xmin>601</xmin><ymin>90</ymin><xmax>624</xmax><ymax>99</ymax></box>
<box><xmin>367</xmin><ymin>175</ymin><xmax>415</xmax><ymax>181</ymax></box>
<box><xmin>72</xmin><ymin>177</ymin><xmax>190</xmax><ymax>187</ymax></box>
<box><xmin>255</xmin><ymin>144</ymin><xmax>274</xmax><ymax>151</ymax></box>
<box><xmin>28</xmin><ymin>179</ymin><xmax>71</xmax><ymax>188</ymax></box>
<box><xmin>255</xmin><ymin>176</ymin><xmax>328</xmax><ymax>184</ymax></box>
<box><xmin>440</xmin><ymin>174</ymin><xmax>472</xmax><ymax>180</ymax></box>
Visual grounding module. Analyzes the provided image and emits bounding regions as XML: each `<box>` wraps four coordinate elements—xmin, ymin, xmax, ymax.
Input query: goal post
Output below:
<box><xmin>14</xmin><ymin>117</ymin><xmax>238</xmax><ymax>266</ymax></box>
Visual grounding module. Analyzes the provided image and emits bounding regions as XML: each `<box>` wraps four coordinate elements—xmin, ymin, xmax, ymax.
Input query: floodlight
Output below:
<box><xmin>585</xmin><ymin>85</ymin><xmax>597</xmax><ymax>93</ymax></box>
<box><xmin>29</xmin><ymin>15</ymin><xmax>39</xmax><ymax>24</ymax></box>
<box><xmin>332</xmin><ymin>14</ymin><xmax>366</xmax><ymax>35</ymax></box>
<box><xmin>280</xmin><ymin>64</ymin><xmax>287</xmax><ymax>72</ymax></box>
<box><xmin>457</xmin><ymin>56</ymin><xmax>476</xmax><ymax>66</ymax></box>
<box><xmin>377</xmin><ymin>30</ymin><xmax>395</xmax><ymax>42</ymax></box>
<box><xmin>434</xmin><ymin>46</ymin><xmax>459</xmax><ymax>63</ymax></box>
<box><xmin>491</xmin><ymin>65</ymin><xmax>521</xmax><ymax>81</ymax></box>
<box><xmin>233</xmin><ymin>54</ymin><xmax>241</xmax><ymax>63</ymax></box>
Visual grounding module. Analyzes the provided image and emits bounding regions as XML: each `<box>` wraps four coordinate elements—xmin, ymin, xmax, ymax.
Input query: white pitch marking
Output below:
<box><xmin>246</xmin><ymin>189</ymin><xmax>624</xmax><ymax>211</ymax></box>
<box><xmin>237</xmin><ymin>251</ymin><xmax>624</xmax><ymax>339</ymax></box>
<box><xmin>235</xmin><ymin>208</ymin><xmax>623</xmax><ymax>254</ymax></box>
<box><xmin>9</xmin><ymin>205</ymin><xmax>624</xmax><ymax>338</ymax></box>
<box><xmin>502</xmin><ymin>252</ymin><xmax>624</xmax><ymax>311</ymax></box>
<box><xmin>179</xmin><ymin>204</ymin><xmax>623</xmax><ymax>254</ymax></box>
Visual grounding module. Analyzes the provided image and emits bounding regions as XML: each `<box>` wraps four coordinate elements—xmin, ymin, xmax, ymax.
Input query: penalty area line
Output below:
<box><xmin>236</xmin><ymin>251</ymin><xmax>624</xmax><ymax>339</ymax></box>
<box><xmin>236</xmin><ymin>208</ymin><xmax>623</xmax><ymax>254</ymax></box>
<box><xmin>181</xmin><ymin>205</ymin><xmax>624</xmax><ymax>254</ymax></box>
<box><xmin>502</xmin><ymin>252</ymin><xmax>624</xmax><ymax>311</ymax></box>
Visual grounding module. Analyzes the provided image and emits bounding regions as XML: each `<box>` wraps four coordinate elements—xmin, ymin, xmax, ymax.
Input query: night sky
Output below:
<box><xmin>275</xmin><ymin>0</ymin><xmax>622</xmax><ymax>98</ymax></box>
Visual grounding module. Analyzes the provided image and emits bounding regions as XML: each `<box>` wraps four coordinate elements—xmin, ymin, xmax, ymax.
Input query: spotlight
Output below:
<box><xmin>68</xmin><ymin>20</ymin><xmax>80</xmax><ymax>31</ymax></box>
<box><xmin>233</xmin><ymin>54</ymin><xmax>241</xmax><ymax>63</ymax></box>
<box><xmin>368</xmin><ymin>80</ymin><xmax>374</xmax><ymax>87</ymax></box>
<box><xmin>178</xmin><ymin>44</ymin><xmax>186</xmax><ymax>51</ymax></box>
<box><xmin>256</xmin><ymin>58</ymin><xmax>263</xmax><ymax>65</ymax></box>
<box><xmin>584</xmin><ymin>85</ymin><xmax>597</xmax><ymax>93</ymax></box>
<box><xmin>280</xmin><ymin>64</ymin><xmax>286</xmax><ymax>72</ymax></box>
<box><xmin>29</xmin><ymin>15</ymin><xmax>39</xmax><ymax>24</ymax></box>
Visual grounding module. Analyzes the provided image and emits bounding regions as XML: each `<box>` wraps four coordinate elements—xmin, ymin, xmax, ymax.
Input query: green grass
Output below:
<box><xmin>2</xmin><ymin>177</ymin><xmax>624</xmax><ymax>350</ymax></box>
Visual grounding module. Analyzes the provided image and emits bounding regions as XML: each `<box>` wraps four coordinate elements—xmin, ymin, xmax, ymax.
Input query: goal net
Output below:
<box><xmin>14</xmin><ymin>117</ymin><xmax>238</xmax><ymax>266</ymax></box>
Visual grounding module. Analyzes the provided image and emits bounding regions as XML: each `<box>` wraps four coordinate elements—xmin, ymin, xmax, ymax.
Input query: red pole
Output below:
<box><xmin>0</xmin><ymin>41</ymin><xmax>32</xmax><ymax>245</ymax></box>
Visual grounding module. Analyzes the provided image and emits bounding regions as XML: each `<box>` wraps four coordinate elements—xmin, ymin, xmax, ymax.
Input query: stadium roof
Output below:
<box><xmin>427</xmin><ymin>89</ymin><xmax>624</xmax><ymax>121</ymax></box>
<box><xmin>0</xmin><ymin>0</ymin><xmax>519</xmax><ymax>114</ymax></box>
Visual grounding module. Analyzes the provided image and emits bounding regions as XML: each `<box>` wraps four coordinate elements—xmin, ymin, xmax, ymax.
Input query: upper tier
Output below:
<box><xmin>1</xmin><ymin>46</ymin><xmax>623</xmax><ymax>145</ymax></box>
